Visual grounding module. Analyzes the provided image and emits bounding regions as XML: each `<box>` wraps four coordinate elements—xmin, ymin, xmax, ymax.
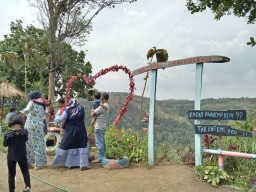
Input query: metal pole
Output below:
<box><xmin>194</xmin><ymin>63</ymin><xmax>204</xmax><ymax>166</ymax></box>
<box><xmin>148</xmin><ymin>69</ymin><xmax>157</xmax><ymax>166</ymax></box>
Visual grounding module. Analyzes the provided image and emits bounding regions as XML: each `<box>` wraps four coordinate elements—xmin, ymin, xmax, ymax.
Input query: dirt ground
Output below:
<box><xmin>0</xmin><ymin>155</ymin><xmax>234</xmax><ymax>192</ymax></box>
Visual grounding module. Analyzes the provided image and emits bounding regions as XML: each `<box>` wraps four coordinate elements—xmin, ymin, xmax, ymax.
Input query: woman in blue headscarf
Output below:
<box><xmin>52</xmin><ymin>100</ymin><xmax>90</xmax><ymax>170</ymax></box>
<box><xmin>21</xmin><ymin>91</ymin><xmax>50</xmax><ymax>170</ymax></box>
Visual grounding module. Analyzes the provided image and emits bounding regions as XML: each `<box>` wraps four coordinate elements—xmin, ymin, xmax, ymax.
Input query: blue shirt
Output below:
<box><xmin>92</xmin><ymin>99</ymin><xmax>101</xmax><ymax>110</ymax></box>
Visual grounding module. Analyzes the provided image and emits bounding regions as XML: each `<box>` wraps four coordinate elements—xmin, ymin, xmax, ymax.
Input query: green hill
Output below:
<box><xmin>79</xmin><ymin>93</ymin><xmax>256</xmax><ymax>146</ymax></box>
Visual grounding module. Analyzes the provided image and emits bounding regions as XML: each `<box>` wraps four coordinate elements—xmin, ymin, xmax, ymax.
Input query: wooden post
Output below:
<box><xmin>148</xmin><ymin>69</ymin><xmax>157</xmax><ymax>166</ymax></box>
<box><xmin>194</xmin><ymin>63</ymin><xmax>204</xmax><ymax>166</ymax></box>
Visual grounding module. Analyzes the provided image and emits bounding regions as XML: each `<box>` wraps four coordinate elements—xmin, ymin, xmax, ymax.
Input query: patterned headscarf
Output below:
<box><xmin>69</xmin><ymin>100</ymin><xmax>79</xmax><ymax>108</ymax></box>
<box><xmin>68</xmin><ymin>100</ymin><xmax>82</xmax><ymax>120</ymax></box>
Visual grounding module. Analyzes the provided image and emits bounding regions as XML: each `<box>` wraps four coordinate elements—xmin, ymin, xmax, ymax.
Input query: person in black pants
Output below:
<box><xmin>3</xmin><ymin>112</ymin><xmax>31</xmax><ymax>192</ymax></box>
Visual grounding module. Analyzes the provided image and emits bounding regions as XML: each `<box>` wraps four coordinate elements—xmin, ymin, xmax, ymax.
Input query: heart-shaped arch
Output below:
<box><xmin>65</xmin><ymin>65</ymin><xmax>135</xmax><ymax>126</ymax></box>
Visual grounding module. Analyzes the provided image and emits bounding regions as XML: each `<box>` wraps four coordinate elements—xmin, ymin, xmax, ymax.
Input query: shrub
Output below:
<box><xmin>196</xmin><ymin>165</ymin><xmax>230</xmax><ymax>186</ymax></box>
<box><xmin>105</xmin><ymin>125</ymin><xmax>148</xmax><ymax>163</ymax></box>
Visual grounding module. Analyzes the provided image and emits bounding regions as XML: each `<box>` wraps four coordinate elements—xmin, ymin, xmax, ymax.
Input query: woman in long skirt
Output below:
<box><xmin>21</xmin><ymin>91</ymin><xmax>49</xmax><ymax>170</ymax></box>
<box><xmin>52</xmin><ymin>100</ymin><xmax>90</xmax><ymax>171</ymax></box>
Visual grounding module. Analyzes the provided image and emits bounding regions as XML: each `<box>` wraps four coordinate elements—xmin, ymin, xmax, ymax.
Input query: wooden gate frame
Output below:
<box><xmin>132</xmin><ymin>55</ymin><xmax>230</xmax><ymax>166</ymax></box>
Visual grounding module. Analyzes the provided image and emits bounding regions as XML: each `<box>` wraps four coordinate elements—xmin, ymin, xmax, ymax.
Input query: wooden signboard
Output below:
<box><xmin>187</xmin><ymin>110</ymin><xmax>246</xmax><ymax>121</ymax></box>
<box><xmin>132</xmin><ymin>55</ymin><xmax>230</xmax><ymax>76</ymax></box>
<box><xmin>195</xmin><ymin>125</ymin><xmax>252</xmax><ymax>137</ymax></box>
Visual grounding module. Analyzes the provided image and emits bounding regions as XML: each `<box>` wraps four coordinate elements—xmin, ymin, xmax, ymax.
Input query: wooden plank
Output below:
<box><xmin>187</xmin><ymin>110</ymin><xmax>246</xmax><ymax>121</ymax></box>
<box><xmin>195</xmin><ymin>125</ymin><xmax>253</xmax><ymax>137</ymax></box>
<box><xmin>132</xmin><ymin>55</ymin><xmax>230</xmax><ymax>76</ymax></box>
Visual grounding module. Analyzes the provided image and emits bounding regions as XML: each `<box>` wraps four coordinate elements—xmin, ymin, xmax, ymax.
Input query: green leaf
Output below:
<box><xmin>216</xmin><ymin>177</ymin><xmax>220</xmax><ymax>184</ymax></box>
<box><xmin>204</xmin><ymin>169</ymin><xmax>210</xmax><ymax>174</ymax></box>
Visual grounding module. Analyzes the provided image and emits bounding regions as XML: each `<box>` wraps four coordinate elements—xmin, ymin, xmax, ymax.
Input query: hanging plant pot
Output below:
<box><xmin>101</xmin><ymin>156</ymin><xmax>129</xmax><ymax>169</ymax></box>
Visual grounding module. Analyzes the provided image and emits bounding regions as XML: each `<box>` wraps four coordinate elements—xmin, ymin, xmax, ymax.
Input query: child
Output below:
<box><xmin>90</xmin><ymin>92</ymin><xmax>106</xmax><ymax>127</ymax></box>
<box><xmin>54</xmin><ymin>98</ymin><xmax>66</xmax><ymax>128</ymax></box>
<box><xmin>3</xmin><ymin>112</ymin><xmax>31</xmax><ymax>192</ymax></box>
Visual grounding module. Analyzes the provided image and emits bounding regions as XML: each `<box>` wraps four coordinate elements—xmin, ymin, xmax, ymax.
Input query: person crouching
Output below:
<box><xmin>3</xmin><ymin>112</ymin><xmax>31</xmax><ymax>192</ymax></box>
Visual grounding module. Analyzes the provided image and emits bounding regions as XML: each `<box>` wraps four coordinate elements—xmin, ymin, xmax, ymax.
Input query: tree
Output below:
<box><xmin>29</xmin><ymin>0</ymin><xmax>138</xmax><ymax>100</ymax></box>
<box><xmin>0</xmin><ymin>20</ymin><xmax>49</xmax><ymax>93</ymax></box>
<box><xmin>186</xmin><ymin>0</ymin><xmax>256</xmax><ymax>47</ymax></box>
<box><xmin>0</xmin><ymin>21</ymin><xmax>95</xmax><ymax>99</ymax></box>
<box><xmin>55</xmin><ymin>43</ymin><xmax>95</xmax><ymax>99</ymax></box>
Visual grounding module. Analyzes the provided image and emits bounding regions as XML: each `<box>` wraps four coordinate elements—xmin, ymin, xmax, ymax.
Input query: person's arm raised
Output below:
<box><xmin>91</xmin><ymin>106</ymin><xmax>104</xmax><ymax>117</ymax></box>
<box><xmin>21</xmin><ymin>101</ymin><xmax>33</xmax><ymax>114</ymax></box>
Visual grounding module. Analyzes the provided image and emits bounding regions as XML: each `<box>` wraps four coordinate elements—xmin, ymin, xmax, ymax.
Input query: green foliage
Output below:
<box><xmin>199</xmin><ymin>114</ymin><xmax>256</xmax><ymax>188</ymax></box>
<box><xmin>0</xmin><ymin>20</ymin><xmax>49</xmax><ymax>93</ymax></box>
<box><xmin>0</xmin><ymin>122</ymin><xmax>8</xmax><ymax>133</ymax></box>
<box><xmin>146</xmin><ymin>47</ymin><xmax>169</xmax><ymax>62</ymax></box>
<box><xmin>0</xmin><ymin>136</ymin><xmax>7</xmax><ymax>154</ymax></box>
<box><xmin>156</xmin><ymin>144</ymin><xmax>196</xmax><ymax>164</ymax></box>
<box><xmin>55</xmin><ymin>43</ymin><xmax>95</xmax><ymax>98</ymax></box>
<box><xmin>247</xmin><ymin>37</ymin><xmax>256</xmax><ymax>47</ymax></box>
<box><xmin>231</xmin><ymin>110</ymin><xmax>256</xmax><ymax>131</ymax></box>
<box><xmin>186</xmin><ymin>0</ymin><xmax>256</xmax><ymax>23</ymax></box>
<box><xmin>30</xmin><ymin>0</ymin><xmax>138</xmax><ymax>99</ymax></box>
<box><xmin>156</xmin><ymin>143</ymin><xmax>182</xmax><ymax>163</ymax></box>
<box><xmin>105</xmin><ymin>125</ymin><xmax>148</xmax><ymax>163</ymax></box>
<box><xmin>0</xmin><ymin>20</ymin><xmax>95</xmax><ymax>99</ymax></box>
<box><xmin>222</xmin><ymin>136</ymin><xmax>256</xmax><ymax>187</ymax></box>
<box><xmin>196</xmin><ymin>164</ymin><xmax>230</xmax><ymax>186</ymax></box>
<box><xmin>186</xmin><ymin>0</ymin><xmax>256</xmax><ymax>47</ymax></box>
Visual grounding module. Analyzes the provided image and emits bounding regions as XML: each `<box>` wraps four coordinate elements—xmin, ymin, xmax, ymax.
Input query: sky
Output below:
<box><xmin>0</xmin><ymin>0</ymin><xmax>255</xmax><ymax>100</ymax></box>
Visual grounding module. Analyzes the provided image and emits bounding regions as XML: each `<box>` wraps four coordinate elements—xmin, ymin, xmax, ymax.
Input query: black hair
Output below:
<box><xmin>8</xmin><ymin>112</ymin><xmax>25</xmax><ymax>127</ymax></box>
<box><xmin>94</xmin><ymin>92</ymin><xmax>101</xmax><ymax>100</ymax></box>
<box><xmin>10</xmin><ymin>108</ymin><xmax>16</xmax><ymax>112</ymax></box>
<box><xmin>102</xmin><ymin>92</ymin><xmax>109</xmax><ymax>101</ymax></box>
<box><xmin>58</xmin><ymin>98</ymin><xmax>65</xmax><ymax>104</ymax></box>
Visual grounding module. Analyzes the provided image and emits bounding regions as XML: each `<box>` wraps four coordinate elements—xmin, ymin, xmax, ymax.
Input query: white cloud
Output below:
<box><xmin>0</xmin><ymin>0</ymin><xmax>255</xmax><ymax>100</ymax></box>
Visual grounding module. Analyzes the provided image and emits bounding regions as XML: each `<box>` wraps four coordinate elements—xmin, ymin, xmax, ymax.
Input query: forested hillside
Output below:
<box><xmin>80</xmin><ymin>93</ymin><xmax>256</xmax><ymax>146</ymax></box>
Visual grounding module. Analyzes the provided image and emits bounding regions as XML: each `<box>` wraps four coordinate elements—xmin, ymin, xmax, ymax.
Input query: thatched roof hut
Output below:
<box><xmin>0</xmin><ymin>81</ymin><xmax>26</xmax><ymax>99</ymax></box>
<box><xmin>0</xmin><ymin>80</ymin><xmax>26</xmax><ymax>121</ymax></box>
